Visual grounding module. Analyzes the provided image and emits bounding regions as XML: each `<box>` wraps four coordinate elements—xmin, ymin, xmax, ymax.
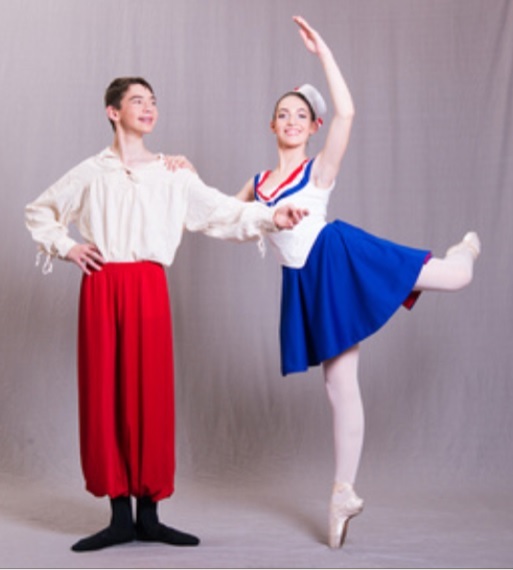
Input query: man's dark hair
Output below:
<box><xmin>104</xmin><ymin>77</ymin><xmax>154</xmax><ymax>131</ymax></box>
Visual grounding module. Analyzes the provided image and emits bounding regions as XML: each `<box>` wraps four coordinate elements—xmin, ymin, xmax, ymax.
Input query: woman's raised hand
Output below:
<box><xmin>293</xmin><ymin>15</ymin><xmax>331</xmax><ymax>57</ymax></box>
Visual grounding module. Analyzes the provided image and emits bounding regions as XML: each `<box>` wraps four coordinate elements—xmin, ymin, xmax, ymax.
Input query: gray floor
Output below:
<box><xmin>1</xmin><ymin>472</ymin><xmax>512</xmax><ymax>569</ymax></box>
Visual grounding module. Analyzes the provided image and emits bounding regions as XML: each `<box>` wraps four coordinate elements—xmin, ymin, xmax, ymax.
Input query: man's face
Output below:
<box><xmin>108</xmin><ymin>83</ymin><xmax>158</xmax><ymax>135</ymax></box>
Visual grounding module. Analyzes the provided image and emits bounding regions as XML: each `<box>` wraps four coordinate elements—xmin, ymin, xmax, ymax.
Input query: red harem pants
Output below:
<box><xmin>78</xmin><ymin>262</ymin><xmax>175</xmax><ymax>501</ymax></box>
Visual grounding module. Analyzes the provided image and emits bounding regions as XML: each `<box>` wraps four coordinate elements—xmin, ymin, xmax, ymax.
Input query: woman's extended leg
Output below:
<box><xmin>323</xmin><ymin>345</ymin><xmax>365</xmax><ymax>548</ymax></box>
<box><xmin>414</xmin><ymin>231</ymin><xmax>481</xmax><ymax>292</ymax></box>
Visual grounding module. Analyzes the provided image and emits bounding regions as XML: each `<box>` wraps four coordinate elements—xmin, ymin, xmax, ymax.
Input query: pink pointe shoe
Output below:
<box><xmin>445</xmin><ymin>231</ymin><xmax>481</xmax><ymax>260</ymax></box>
<box><xmin>329</xmin><ymin>482</ymin><xmax>364</xmax><ymax>549</ymax></box>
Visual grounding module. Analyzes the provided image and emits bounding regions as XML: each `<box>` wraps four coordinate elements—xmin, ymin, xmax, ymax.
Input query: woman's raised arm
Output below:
<box><xmin>293</xmin><ymin>16</ymin><xmax>355</xmax><ymax>188</ymax></box>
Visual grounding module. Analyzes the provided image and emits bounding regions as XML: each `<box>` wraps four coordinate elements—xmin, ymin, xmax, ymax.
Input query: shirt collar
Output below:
<box><xmin>96</xmin><ymin>147</ymin><xmax>165</xmax><ymax>170</ymax></box>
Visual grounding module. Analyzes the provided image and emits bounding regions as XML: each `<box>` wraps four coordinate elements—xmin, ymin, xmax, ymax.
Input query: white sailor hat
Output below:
<box><xmin>294</xmin><ymin>84</ymin><xmax>327</xmax><ymax>125</ymax></box>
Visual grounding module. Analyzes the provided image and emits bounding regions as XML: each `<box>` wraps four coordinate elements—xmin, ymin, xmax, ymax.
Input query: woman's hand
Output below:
<box><xmin>293</xmin><ymin>15</ymin><xmax>331</xmax><ymax>58</ymax></box>
<box><xmin>163</xmin><ymin>155</ymin><xmax>197</xmax><ymax>173</ymax></box>
<box><xmin>66</xmin><ymin>243</ymin><xmax>105</xmax><ymax>275</ymax></box>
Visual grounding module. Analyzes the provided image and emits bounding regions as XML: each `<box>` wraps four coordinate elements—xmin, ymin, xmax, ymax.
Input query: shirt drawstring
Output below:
<box><xmin>35</xmin><ymin>250</ymin><xmax>54</xmax><ymax>275</ymax></box>
<box><xmin>257</xmin><ymin>236</ymin><xmax>267</xmax><ymax>259</ymax></box>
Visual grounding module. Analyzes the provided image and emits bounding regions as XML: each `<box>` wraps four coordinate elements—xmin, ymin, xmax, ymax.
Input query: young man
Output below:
<box><xmin>25</xmin><ymin>77</ymin><xmax>307</xmax><ymax>552</ymax></box>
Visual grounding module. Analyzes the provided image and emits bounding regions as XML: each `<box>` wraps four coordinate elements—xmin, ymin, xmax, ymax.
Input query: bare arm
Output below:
<box><xmin>236</xmin><ymin>178</ymin><xmax>255</xmax><ymax>202</ymax></box>
<box><xmin>293</xmin><ymin>16</ymin><xmax>355</xmax><ymax>188</ymax></box>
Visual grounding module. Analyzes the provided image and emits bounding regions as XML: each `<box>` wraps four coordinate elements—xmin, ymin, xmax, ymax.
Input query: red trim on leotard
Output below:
<box><xmin>256</xmin><ymin>159</ymin><xmax>309</xmax><ymax>202</ymax></box>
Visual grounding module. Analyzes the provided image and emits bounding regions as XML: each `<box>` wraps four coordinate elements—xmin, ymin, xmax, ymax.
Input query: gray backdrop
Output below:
<box><xmin>0</xmin><ymin>0</ymin><xmax>512</xmax><ymax>568</ymax></box>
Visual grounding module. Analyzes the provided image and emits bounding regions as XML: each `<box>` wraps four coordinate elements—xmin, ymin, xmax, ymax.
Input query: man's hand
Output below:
<box><xmin>273</xmin><ymin>205</ymin><xmax>309</xmax><ymax>230</ymax></box>
<box><xmin>163</xmin><ymin>155</ymin><xmax>197</xmax><ymax>173</ymax></box>
<box><xmin>66</xmin><ymin>243</ymin><xmax>105</xmax><ymax>275</ymax></box>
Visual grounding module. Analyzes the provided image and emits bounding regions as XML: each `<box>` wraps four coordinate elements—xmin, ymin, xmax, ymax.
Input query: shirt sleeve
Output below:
<box><xmin>183</xmin><ymin>173</ymin><xmax>277</xmax><ymax>241</ymax></box>
<box><xmin>25</xmin><ymin>168</ymin><xmax>86</xmax><ymax>261</ymax></box>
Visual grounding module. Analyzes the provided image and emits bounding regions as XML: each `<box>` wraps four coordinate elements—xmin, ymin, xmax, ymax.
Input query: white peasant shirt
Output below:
<box><xmin>25</xmin><ymin>148</ymin><xmax>277</xmax><ymax>273</ymax></box>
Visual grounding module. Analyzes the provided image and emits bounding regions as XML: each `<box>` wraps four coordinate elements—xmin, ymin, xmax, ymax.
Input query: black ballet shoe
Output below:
<box><xmin>135</xmin><ymin>495</ymin><xmax>200</xmax><ymax>546</ymax></box>
<box><xmin>71</xmin><ymin>525</ymin><xmax>136</xmax><ymax>552</ymax></box>
<box><xmin>71</xmin><ymin>495</ymin><xmax>135</xmax><ymax>552</ymax></box>
<box><xmin>135</xmin><ymin>521</ymin><xmax>200</xmax><ymax>546</ymax></box>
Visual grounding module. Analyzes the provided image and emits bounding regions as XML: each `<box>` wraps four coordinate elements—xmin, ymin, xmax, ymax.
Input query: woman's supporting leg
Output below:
<box><xmin>323</xmin><ymin>344</ymin><xmax>364</xmax><ymax>486</ymax></box>
<box><xmin>414</xmin><ymin>231</ymin><xmax>481</xmax><ymax>292</ymax></box>
<box><xmin>323</xmin><ymin>345</ymin><xmax>365</xmax><ymax>548</ymax></box>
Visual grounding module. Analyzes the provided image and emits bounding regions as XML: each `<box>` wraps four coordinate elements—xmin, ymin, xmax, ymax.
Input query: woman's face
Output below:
<box><xmin>271</xmin><ymin>94</ymin><xmax>318</xmax><ymax>148</ymax></box>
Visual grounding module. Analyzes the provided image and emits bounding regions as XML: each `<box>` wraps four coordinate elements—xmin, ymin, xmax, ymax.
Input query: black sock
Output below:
<box><xmin>135</xmin><ymin>496</ymin><xmax>200</xmax><ymax>546</ymax></box>
<box><xmin>71</xmin><ymin>496</ymin><xmax>136</xmax><ymax>552</ymax></box>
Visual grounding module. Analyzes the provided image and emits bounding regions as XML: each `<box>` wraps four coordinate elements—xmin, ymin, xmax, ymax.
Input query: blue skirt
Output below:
<box><xmin>280</xmin><ymin>221</ymin><xmax>431</xmax><ymax>375</ymax></box>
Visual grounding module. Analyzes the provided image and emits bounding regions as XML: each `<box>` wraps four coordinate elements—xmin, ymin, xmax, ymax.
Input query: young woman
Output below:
<box><xmin>237</xmin><ymin>16</ymin><xmax>481</xmax><ymax>548</ymax></box>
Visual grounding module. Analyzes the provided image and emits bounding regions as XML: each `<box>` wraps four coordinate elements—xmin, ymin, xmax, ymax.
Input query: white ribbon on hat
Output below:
<box><xmin>294</xmin><ymin>84</ymin><xmax>327</xmax><ymax>125</ymax></box>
